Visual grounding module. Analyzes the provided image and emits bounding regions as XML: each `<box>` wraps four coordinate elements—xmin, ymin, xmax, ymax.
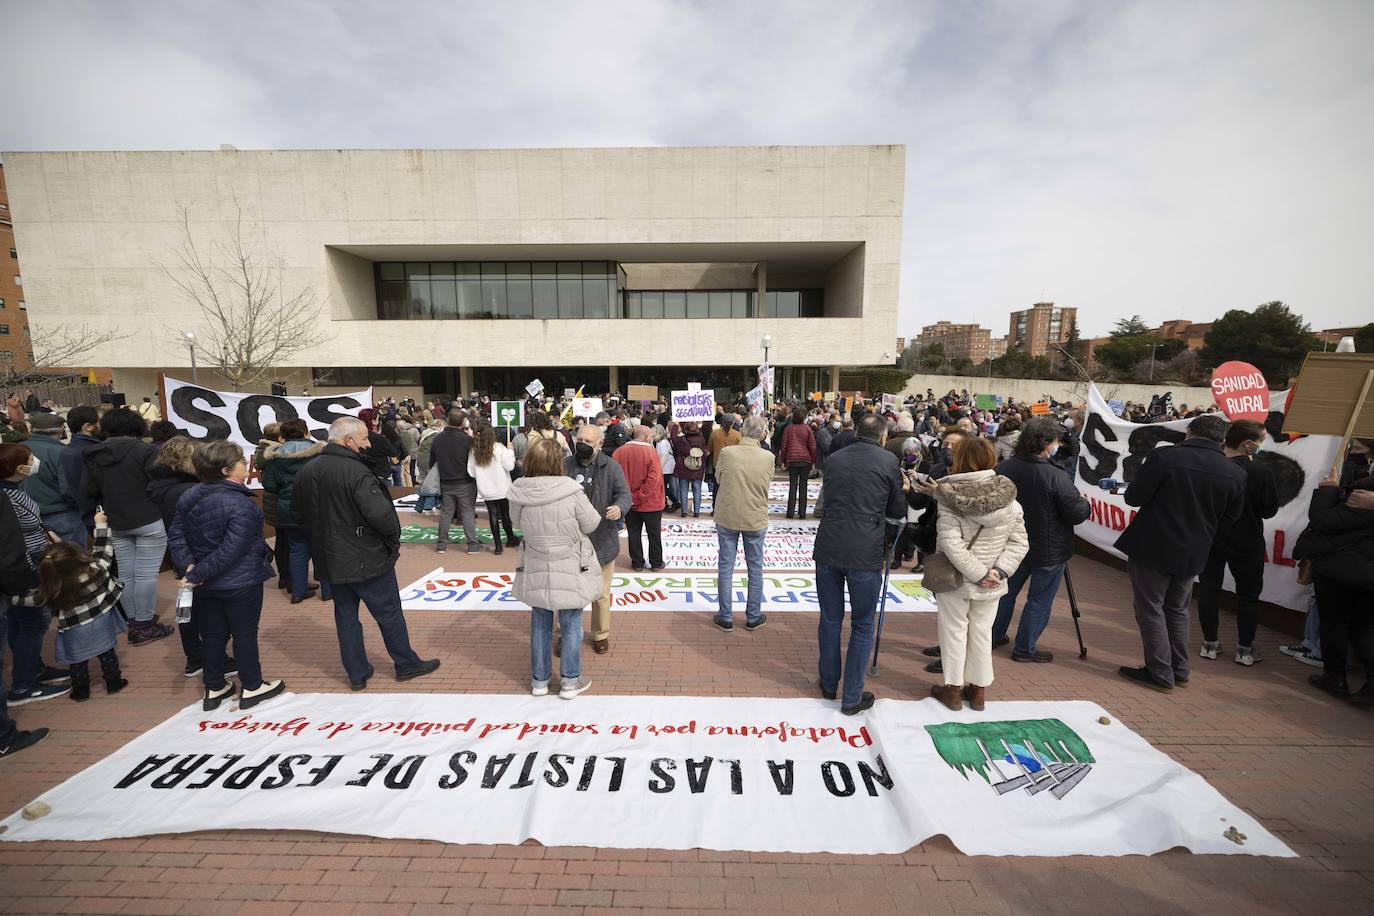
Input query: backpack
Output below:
<box><xmin>684</xmin><ymin>446</ymin><xmax>704</xmax><ymax>471</ymax></box>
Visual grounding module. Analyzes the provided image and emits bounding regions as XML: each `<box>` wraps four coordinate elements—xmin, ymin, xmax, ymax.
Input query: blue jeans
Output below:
<box><xmin>389</xmin><ymin>464</ymin><xmax>403</xmax><ymax>486</ymax></box>
<box><xmin>280</xmin><ymin>526</ymin><xmax>331</xmax><ymax>601</ymax></box>
<box><xmin>194</xmin><ymin>584</ymin><xmax>263</xmax><ymax>692</ymax></box>
<box><xmin>330</xmin><ymin>569</ymin><xmax>424</xmax><ymax>683</ymax></box>
<box><xmin>675</xmin><ymin>477</ymin><xmax>702</xmax><ymax>514</ymax></box>
<box><xmin>715</xmin><ymin>526</ymin><xmax>766</xmax><ymax>625</ymax></box>
<box><xmin>531</xmin><ymin>608</ymin><xmax>582</xmax><ymax>685</ymax></box>
<box><xmin>815</xmin><ymin>563</ymin><xmax>883</xmax><ymax>707</ymax></box>
<box><xmin>415</xmin><ymin>493</ymin><xmax>440</xmax><ymax>511</ymax></box>
<box><xmin>992</xmin><ymin>562</ymin><xmax>1066</xmax><ymax>656</ymax></box>
<box><xmin>45</xmin><ymin>508</ymin><xmax>86</xmax><ymax>546</ymax></box>
<box><xmin>0</xmin><ymin>598</ymin><xmax>17</xmax><ymax>743</ymax></box>
<box><xmin>111</xmin><ymin>519</ymin><xmax>167</xmax><ymax>622</ymax></box>
<box><xmin>6</xmin><ymin>603</ymin><xmax>50</xmax><ymax>694</ymax></box>
<box><xmin>1303</xmin><ymin>601</ymin><xmax>1323</xmax><ymax>658</ymax></box>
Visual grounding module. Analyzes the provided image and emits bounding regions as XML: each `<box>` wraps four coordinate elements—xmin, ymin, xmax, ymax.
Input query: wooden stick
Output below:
<box><xmin>1331</xmin><ymin>369</ymin><xmax>1374</xmax><ymax>480</ymax></box>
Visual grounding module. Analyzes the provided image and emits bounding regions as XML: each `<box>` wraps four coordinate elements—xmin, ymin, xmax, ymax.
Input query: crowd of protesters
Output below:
<box><xmin>1</xmin><ymin>379</ymin><xmax>1370</xmax><ymax>762</ymax></box>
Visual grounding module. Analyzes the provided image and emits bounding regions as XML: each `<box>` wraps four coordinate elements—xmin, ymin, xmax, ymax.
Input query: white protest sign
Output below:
<box><xmin>1075</xmin><ymin>383</ymin><xmax>1339</xmax><ymax>611</ymax></box>
<box><xmin>573</xmin><ymin>396</ymin><xmax>604</xmax><ymax>418</ymax></box>
<box><xmin>671</xmin><ymin>389</ymin><xmax>716</xmax><ymax>423</ymax></box>
<box><xmin>525</xmin><ymin>378</ymin><xmax>544</xmax><ymax>398</ymax></box>
<box><xmin>746</xmin><ymin>385</ymin><xmax>766</xmax><ymax>415</ymax></box>
<box><xmin>399</xmin><ymin>568</ymin><xmax>935</xmax><ymax>614</ymax></box>
<box><xmin>758</xmin><ymin>363</ymin><xmax>775</xmax><ymax>396</ymax></box>
<box><xmin>0</xmin><ymin>694</ymin><xmax>1293</xmax><ymax>857</ymax></box>
<box><xmin>164</xmin><ymin>377</ymin><xmax>372</xmax><ymax>458</ymax></box>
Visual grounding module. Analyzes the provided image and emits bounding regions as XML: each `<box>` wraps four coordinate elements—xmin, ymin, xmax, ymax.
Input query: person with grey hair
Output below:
<box><xmin>712</xmin><ymin>414</ymin><xmax>776</xmax><ymax>631</ymax></box>
<box><xmin>564</xmin><ymin>421</ymin><xmax>631</xmax><ymax>654</ymax></box>
<box><xmin>1113</xmin><ymin>413</ymin><xmax>1246</xmax><ymax>692</ymax></box>
<box><xmin>293</xmin><ymin>416</ymin><xmax>440</xmax><ymax>690</ymax></box>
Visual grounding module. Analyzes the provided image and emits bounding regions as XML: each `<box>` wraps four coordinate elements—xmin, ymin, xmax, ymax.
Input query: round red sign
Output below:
<box><xmin>1210</xmin><ymin>360</ymin><xmax>1269</xmax><ymax>422</ymax></box>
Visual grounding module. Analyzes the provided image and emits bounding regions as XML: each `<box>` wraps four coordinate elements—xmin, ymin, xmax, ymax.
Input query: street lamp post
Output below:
<box><xmin>1148</xmin><ymin>342</ymin><xmax>1161</xmax><ymax>383</ymax></box>
<box><xmin>760</xmin><ymin>333</ymin><xmax>772</xmax><ymax>407</ymax></box>
<box><xmin>183</xmin><ymin>330</ymin><xmax>198</xmax><ymax>384</ymax></box>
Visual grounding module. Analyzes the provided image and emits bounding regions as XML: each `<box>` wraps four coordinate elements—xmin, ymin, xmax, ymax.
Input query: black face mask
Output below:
<box><xmin>574</xmin><ymin>441</ymin><xmax>595</xmax><ymax>462</ymax></box>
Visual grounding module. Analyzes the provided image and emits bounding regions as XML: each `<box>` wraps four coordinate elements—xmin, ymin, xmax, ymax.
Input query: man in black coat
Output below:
<box><xmin>0</xmin><ymin>491</ymin><xmax>49</xmax><ymax>759</ymax></box>
<box><xmin>992</xmin><ymin>417</ymin><xmax>1091</xmax><ymax>663</ymax></box>
<box><xmin>429</xmin><ymin>409</ymin><xmax>481</xmax><ymax>554</ymax></box>
<box><xmin>1196</xmin><ymin>419</ymin><xmax>1279</xmax><ymax>666</ymax></box>
<box><xmin>1114</xmin><ymin>414</ymin><xmax>1245</xmax><ymax>691</ymax></box>
<box><xmin>293</xmin><ymin>416</ymin><xmax>439</xmax><ymax>691</ymax></box>
<box><xmin>813</xmin><ymin>414</ymin><xmax>906</xmax><ymax>715</ymax></box>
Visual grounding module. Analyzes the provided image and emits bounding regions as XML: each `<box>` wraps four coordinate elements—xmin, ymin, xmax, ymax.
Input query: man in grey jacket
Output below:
<box><xmin>564</xmin><ymin>423</ymin><xmax>631</xmax><ymax>654</ymax></box>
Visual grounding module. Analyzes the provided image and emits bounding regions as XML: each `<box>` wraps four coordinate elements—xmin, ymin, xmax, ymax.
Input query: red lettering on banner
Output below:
<box><xmin>1270</xmin><ymin>529</ymin><xmax>1296</xmax><ymax>567</ymax></box>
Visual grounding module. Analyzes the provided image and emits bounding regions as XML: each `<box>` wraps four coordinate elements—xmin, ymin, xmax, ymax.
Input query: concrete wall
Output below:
<box><xmin>622</xmin><ymin>262</ymin><xmax>756</xmax><ymax>290</ymax></box>
<box><xmin>5</xmin><ymin>145</ymin><xmax>904</xmax><ymax>372</ymax></box>
<box><xmin>823</xmin><ymin>245</ymin><xmax>866</xmax><ymax>318</ymax></box>
<box><xmin>899</xmin><ymin>371</ymin><xmax>1217</xmax><ymax>408</ymax></box>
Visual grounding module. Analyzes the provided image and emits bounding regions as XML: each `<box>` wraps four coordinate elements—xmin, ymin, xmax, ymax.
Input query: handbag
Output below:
<box><xmin>921</xmin><ymin>525</ymin><xmax>983</xmax><ymax>594</ymax></box>
<box><xmin>418</xmin><ymin>464</ymin><xmax>441</xmax><ymax>497</ymax></box>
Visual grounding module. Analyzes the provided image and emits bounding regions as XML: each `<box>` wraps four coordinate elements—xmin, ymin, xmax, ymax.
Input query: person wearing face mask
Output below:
<box><xmin>1196</xmin><ymin>420</ymin><xmax>1280</xmax><ymax>666</ymax></box>
<box><xmin>293</xmin><ymin>417</ymin><xmax>440</xmax><ymax>690</ymax></box>
<box><xmin>430</xmin><ymin>408</ymin><xmax>483</xmax><ymax>555</ymax></box>
<box><xmin>563</xmin><ymin>423</ymin><xmax>630</xmax><ymax>655</ymax></box>
<box><xmin>1</xmin><ymin>444</ymin><xmax>72</xmax><ymax>705</ymax></box>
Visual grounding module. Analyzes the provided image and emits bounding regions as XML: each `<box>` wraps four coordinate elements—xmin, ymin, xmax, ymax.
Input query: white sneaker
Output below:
<box><xmin>1200</xmin><ymin>640</ymin><xmax>1220</xmax><ymax>660</ymax></box>
<box><xmin>1279</xmin><ymin>644</ymin><xmax>1323</xmax><ymax>667</ymax></box>
<box><xmin>559</xmin><ymin>676</ymin><xmax>592</xmax><ymax>700</ymax></box>
<box><xmin>531</xmin><ymin>680</ymin><xmax>549</xmax><ymax>697</ymax></box>
<box><xmin>1235</xmin><ymin>646</ymin><xmax>1261</xmax><ymax>666</ymax></box>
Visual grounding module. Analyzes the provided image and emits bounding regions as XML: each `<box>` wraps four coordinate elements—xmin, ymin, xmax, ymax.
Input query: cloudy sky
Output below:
<box><xmin>2</xmin><ymin>0</ymin><xmax>1370</xmax><ymax>338</ymax></box>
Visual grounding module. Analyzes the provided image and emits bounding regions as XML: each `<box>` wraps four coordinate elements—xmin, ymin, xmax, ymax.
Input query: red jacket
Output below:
<box><xmin>779</xmin><ymin>422</ymin><xmax>817</xmax><ymax>465</ymax></box>
<box><xmin>613</xmin><ymin>440</ymin><xmax>665</xmax><ymax>512</ymax></box>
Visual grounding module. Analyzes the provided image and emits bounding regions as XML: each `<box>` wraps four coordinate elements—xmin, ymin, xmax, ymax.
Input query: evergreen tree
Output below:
<box><xmin>1199</xmin><ymin>302</ymin><xmax>1318</xmax><ymax>386</ymax></box>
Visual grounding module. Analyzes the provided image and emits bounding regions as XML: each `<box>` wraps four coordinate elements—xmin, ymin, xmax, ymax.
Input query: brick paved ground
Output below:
<box><xmin>2</xmin><ymin>502</ymin><xmax>1373</xmax><ymax>915</ymax></box>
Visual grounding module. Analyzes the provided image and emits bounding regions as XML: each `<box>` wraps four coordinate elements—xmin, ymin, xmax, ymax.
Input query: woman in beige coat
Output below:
<box><xmin>923</xmin><ymin>436</ymin><xmax>1028</xmax><ymax>711</ymax></box>
<box><xmin>507</xmin><ymin>437</ymin><xmax>602</xmax><ymax>699</ymax></box>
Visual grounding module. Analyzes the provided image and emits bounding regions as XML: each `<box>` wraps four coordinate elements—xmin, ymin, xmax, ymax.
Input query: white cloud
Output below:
<box><xmin>2</xmin><ymin>0</ymin><xmax>1370</xmax><ymax>335</ymax></box>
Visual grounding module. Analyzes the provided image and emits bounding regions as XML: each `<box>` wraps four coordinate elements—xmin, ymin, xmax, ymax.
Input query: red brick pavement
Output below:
<box><xmin>2</xmin><ymin>505</ymin><xmax>1372</xmax><ymax>915</ymax></box>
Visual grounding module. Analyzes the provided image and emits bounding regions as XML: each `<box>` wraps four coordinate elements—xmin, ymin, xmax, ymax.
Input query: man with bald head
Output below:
<box><xmin>565</xmin><ymin>422</ymin><xmax>631</xmax><ymax>654</ymax></box>
<box><xmin>614</xmin><ymin>422</ymin><xmax>666</xmax><ymax>572</ymax></box>
<box><xmin>294</xmin><ymin>416</ymin><xmax>439</xmax><ymax>690</ymax></box>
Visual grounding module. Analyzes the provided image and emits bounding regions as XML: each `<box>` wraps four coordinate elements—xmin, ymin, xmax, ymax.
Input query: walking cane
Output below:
<box><xmin>869</xmin><ymin>520</ymin><xmax>908</xmax><ymax>677</ymax></box>
<box><xmin>1062</xmin><ymin>565</ymin><xmax>1088</xmax><ymax>658</ymax></box>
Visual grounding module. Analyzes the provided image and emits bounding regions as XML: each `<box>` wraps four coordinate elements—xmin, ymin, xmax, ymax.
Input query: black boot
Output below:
<box><xmin>99</xmin><ymin>649</ymin><xmax>128</xmax><ymax>695</ymax></box>
<box><xmin>492</xmin><ymin>530</ymin><xmax>503</xmax><ymax>556</ymax></box>
<box><xmin>69</xmin><ymin>662</ymin><xmax>91</xmax><ymax>702</ymax></box>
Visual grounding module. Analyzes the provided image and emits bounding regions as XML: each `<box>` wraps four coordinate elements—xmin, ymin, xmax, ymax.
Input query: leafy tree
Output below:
<box><xmin>1065</xmin><ymin>316</ymin><xmax>1081</xmax><ymax>350</ymax></box>
<box><xmin>1199</xmin><ymin>301</ymin><xmax>1318</xmax><ymax>387</ymax></box>
<box><xmin>990</xmin><ymin>347</ymin><xmax>1051</xmax><ymax>379</ymax></box>
<box><xmin>950</xmin><ymin>356</ymin><xmax>974</xmax><ymax>374</ymax></box>
<box><xmin>1354</xmin><ymin>323</ymin><xmax>1374</xmax><ymax>353</ymax></box>
<box><xmin>1112</xmin><ymin>315</ymin><xmax>1150</xmax><ymax>336</ymax></box>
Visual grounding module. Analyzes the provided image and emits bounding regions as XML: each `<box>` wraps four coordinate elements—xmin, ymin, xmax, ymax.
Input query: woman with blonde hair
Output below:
<box><xmin>467</xmin><ymin>420</ymin><xmax>518</xmax><ymax>554</ymax></box>
<box><xmin>922</xmin><ymin>435</ymin><xmax>1028</xmax><ymax>711</ymax></box>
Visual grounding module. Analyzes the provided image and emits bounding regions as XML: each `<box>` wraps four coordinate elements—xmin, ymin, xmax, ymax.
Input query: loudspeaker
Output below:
<box><xmin>107</xmin><ymin>392</ymin><xmax>127</xmax><ymax>407</ymax></box>
<box><xmin>271</xmin><ymin>381</ymin><xmax>288</xmax><ymax>397</ymax></box>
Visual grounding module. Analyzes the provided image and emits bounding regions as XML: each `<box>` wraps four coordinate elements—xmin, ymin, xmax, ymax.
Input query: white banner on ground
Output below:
<box><xmin>618</xmin><ymin>519</ymin><xmax>818</xmax><ymax>570</ymax></box>
<box><xmin>1075</xmin><ymin>383</ymin><xmax>1339</xmax><ymax>611</ymax></box>
<box><xmin>164</xmin><ymin>377</ymin><xmax>372</xmax><ymax>457</ymax></box>
<box><xmin>399</xmin><ymin>568</ymin><xmax>936</xmax><ymax>614</ymax></box>
<box><xmin>0</xmin><ymin>694</ymin><xmax>1293</xmax><ymax>857</ymax></box>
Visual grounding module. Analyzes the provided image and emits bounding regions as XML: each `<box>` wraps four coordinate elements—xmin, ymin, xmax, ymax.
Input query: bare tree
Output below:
<box><xmin>159</xmin><ymin>203</ymin><xmax>330</xmax><ymax>391</ymax></box>
<box><xmin>0</xmin><ymin>323</ymin><xmax>122</xmax><ymax>390</ymax></box>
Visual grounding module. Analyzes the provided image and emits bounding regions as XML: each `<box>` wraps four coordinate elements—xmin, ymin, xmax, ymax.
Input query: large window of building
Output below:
<box><xmin>376</xmin><ymin>261</ymin><xmax>618</xmax><ymax>320</ymax></box>
<box><xmin>621</xmin><ymin>288</ymin><xmax>822</xmax><ymax>319</ymax></box>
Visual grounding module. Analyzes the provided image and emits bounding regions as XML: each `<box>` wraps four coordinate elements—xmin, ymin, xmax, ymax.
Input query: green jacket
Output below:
<box><xmin>22</xmin><ymin>433</ymin><xmax>78</xmax><ymax>515</ymax></box>
<box><xmin>259</xmin><ymin>439</ymin><xmax>326</xmax><ymax>528</ymax></box>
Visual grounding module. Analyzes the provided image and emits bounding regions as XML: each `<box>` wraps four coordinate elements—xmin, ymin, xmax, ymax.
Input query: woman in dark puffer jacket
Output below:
<box><xmin>1298</xmin><ymin>460</ymin><xmax>1374</xmax><ymax>706</ymax></box>
<box><xmin>169</xmin><ymin>439</ymin><xmax>284</xmax><ymax>712</ymax></box>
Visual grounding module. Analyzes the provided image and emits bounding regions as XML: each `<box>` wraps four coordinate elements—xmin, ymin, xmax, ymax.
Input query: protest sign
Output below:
<box><xmin>758</xmin><ymin>364</ymin><xmax>775</xmax><ymax>396</ymax></box>
<box><xmin>627</xmin><ymin>384</ymin><xmax>658</xmax><ymax>402</ymax></box>
<box><xmin>399</xmin><ymin>568</ymin><xmax>935</xmax><ymax>614</ymax></box>
<box><xmin>671</xmin><ymin>388</ymin><xmax>716</xmax><ymax>423</ymax></box>
<box><xmin>562</xmin><ymin>388</ymin><xmax>576</xmax><ymax>397</ymax></box>
<box><xmin>572</xmin><ymin>396</ymin><xmax>603</xmax><ymax>418</ymax></box>
<box><xmin>974</xmin><ymin>394</ymin><xmax>999</xmax><ymax>411</ymax></box>
<box><xmin>1076</xmin><ymin>383</ymin><xmax>1338</xmax><ymax>611</ymax></box>
<box><xmin>0</xmin><ymin>694</ymin><xmax>1292</xmax><ymax>857</ymax></box>
<box><xmin>1030</xmin><ymin>401</ymin><xmax>1051</xmax><ymax>416</ymax></box>
<box><xmin>881</xmin><ymin>393</ymin><xmax>898</xmax><ymax>411</ymax></box>
<box><xmin>164</xmin><ymin>377</ymin><xmax>371</xmax><ymax>459</ymax></box>
<box><xmin>490</xmin><ymin>400</ymin><xmax>524</xmax><ymax>428</ymax></box>
<box><xmin>525</xmin><ymin>378</ymin><xmax>544</xmax><ymax>398</ymax></box>
<box><xmin>1210</xmin><ymin>361</ymin><xmax>1269</xmax><ymax>422</ymax></box>
<box><xmin>746</xmin><ymin>386</ymin><xmax>766</xmax><ymax>415</ymax></box>
<box><xmin>823</xmin><ymin>391</ymin><xmax>837</xmax><ymax>401</ymax></box>
<box><xmin>1107</xmin><ymin>399</ymin><xmax>1125</xmax><ymax>417</ymax></box>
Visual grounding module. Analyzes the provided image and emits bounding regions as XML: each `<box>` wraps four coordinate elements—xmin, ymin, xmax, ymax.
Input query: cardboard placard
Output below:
<box><xmin>627</xmin><ymin>384</ymin><xmax>658</xmax><ymax>402</ymax></box>
<box><xmin>1281</xmin><ymin>353</ymin><xmax>1374</xmax><ymax>438</ymax></box>
<box><xmin>1030</xmin><ymin>401</ymin><xmax>1051</xmax><ymax>416</ymax></box>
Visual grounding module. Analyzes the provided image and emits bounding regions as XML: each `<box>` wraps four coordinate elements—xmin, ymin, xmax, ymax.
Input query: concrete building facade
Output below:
<box><xmin>916</xmin><ymin>320</ymin><xmax>1005</xmax><ymax>363</ymax></box>
<box><xmin>1007</xmin><ymin>301</ymin><xmax>1076</xmax><ymax>358</ymax></box>
<box><xmin>2</xmin><ymin>145</ymin><xmax>904</xmax><ymax>401</ymax></box>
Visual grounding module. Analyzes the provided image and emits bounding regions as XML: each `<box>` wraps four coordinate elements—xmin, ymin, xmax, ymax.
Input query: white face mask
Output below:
<box><xmin>20</xmin><ymin>457</ymin><xmax>40</xmax><ymax>476</ymax></box>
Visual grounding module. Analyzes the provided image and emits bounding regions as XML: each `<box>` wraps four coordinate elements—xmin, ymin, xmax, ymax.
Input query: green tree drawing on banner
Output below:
<box><xmin>924</xmin><ymin>719</ymin><xmax>1094</xmax><ymax>783</ymax></box>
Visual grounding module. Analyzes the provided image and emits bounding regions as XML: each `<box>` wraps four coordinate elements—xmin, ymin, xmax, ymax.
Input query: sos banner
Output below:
<box><xmin>0</xmin><ymin>694</ymin><xmax>1293</xmax><ymax>857</ymax></box>
<box><xmin>1075</xmin><ymin>384</ymin><xmax>1339</xmax><ymax>611</ymax></box>
<box><xmin>163</xmin><ymin>377</ymin><xmax>373</xmax><ymax>456</ymax></box>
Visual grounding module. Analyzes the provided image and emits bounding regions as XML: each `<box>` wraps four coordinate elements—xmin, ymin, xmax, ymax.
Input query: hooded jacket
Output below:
<box><xmin>168</xmin><ymin>480</ymin><xmax>275</xmax><ymax>591</ymax></box>
<box><xmin>81</xmin><ymin>436</ymin><xmax>162</xmax><ymax>529</ymax></box>
<box><xmin>507</xmin><ymin>475</ymin><xmax>604</xmax><ymax>611</ymax></box>
<box><xmin>146</xmin><ymin>464</ymin><xmax>199</xmax><ymax>533</ymax></box>
<box><xmin>259</xmin><ymin>439</ymin><xmax>327</xmax><ymax>528</ymax></box>
<box><xmin>1295</xmin><ymin>483</ymin><xmax>1374</xmax><ymax>590</ymax></box>
<box><xmin>933</xmin><ymin>469</ymin><xmax>1029</xmax><ymax>599</ymax></box>
<box><xmin>21</xmin><ymin>432</ymin><xmax>77</xmax><ymax>516</ymax></box>
<box><xmin>61</xmin><ymin>432</ymin><xmax>103</xmax><ymax>526</ymax></box>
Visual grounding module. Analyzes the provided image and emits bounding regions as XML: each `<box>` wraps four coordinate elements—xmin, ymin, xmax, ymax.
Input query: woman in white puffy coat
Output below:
<box><xmin>507</xmin><ymin>438</ymin><xmax>603</xmax><ymax>700</ymax></box>
<box><xmin>925</xmin><ymin>436</ymin><xmax>1028</xmax><ymax>712</ymax></box>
